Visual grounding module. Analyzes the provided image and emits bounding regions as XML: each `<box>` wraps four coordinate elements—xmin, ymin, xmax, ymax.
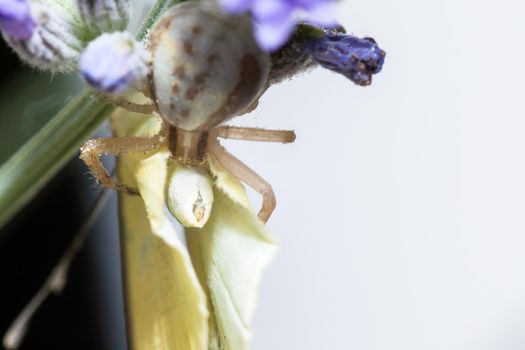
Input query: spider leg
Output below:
<box><xmin>215</xmin><ymin>126</ymin><xmax>296</xmax><ymax>143</ymax></box>
<box><xmin>110</xmin><ymin>98</ymin><xmax>157</xmax><ymax>114</ymax></box>
<box><xmin>209</xmin><ymin>140</ymin><xmax>276</xmax><ymax>223</ymax></box>
<box><xmin>99</xmin><ymin>95</ymin><xmax>157</xmax><ymax>114</ymax></box>
<box><xmin>80</xmin><ymin>135</ymin><xmax>164</xmax><ymax>194</ymax></box>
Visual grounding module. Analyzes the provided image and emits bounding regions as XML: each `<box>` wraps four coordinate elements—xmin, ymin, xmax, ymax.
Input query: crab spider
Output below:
<box><xmin>80</xmin><ymin>2</ymin><xmax>295</xmax><ymax>223</ymax></box>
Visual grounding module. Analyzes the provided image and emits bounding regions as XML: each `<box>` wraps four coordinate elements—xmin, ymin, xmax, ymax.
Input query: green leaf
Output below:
<box><xmin>0</xmin><ymin>0</ymin><xmax>186</xmax><ymax>230</ymax></box>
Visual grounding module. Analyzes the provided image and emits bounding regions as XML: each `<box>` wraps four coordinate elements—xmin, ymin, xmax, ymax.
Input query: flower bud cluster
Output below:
<box><xmin>1</xmin><ymin>0</ymin><xmax>387</xmax><ymax>93</ymax></box>
<box><xmin>2</xmin><ymin>2</ymin><xmax>85</xmax><ymax>72</ymax></box>
<box><xmin>0</xmin><ymin>0</ymin><xmax>131</xmax><ymax>74</ymax></box>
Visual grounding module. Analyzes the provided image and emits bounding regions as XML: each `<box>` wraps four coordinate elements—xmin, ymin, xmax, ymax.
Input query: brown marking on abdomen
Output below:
<box><xmin>192</xmin><ymin>25</ymin><xmax>202</xmax><ymax>35</ymax></box>
<box><xmin>207</xmin><ymin>54</ymin><xmax>218</xmax><ymax>65</ymax></box>
<box><xmin>174</xmin><ymin>66</ymin><xmax>186</xmax><ymax>79</ymax></box>
<box><xmin>183</xmin><ymin>41</ymin><xmax>194</xmax><ymax>55</ymax></box>
<box><xmin>186</xmin><ymin>86</ymin><xmax>198</xmax><ymax>100</ymax></box>
<box><xmin>180</xmin><ymin>108</ymin><xmax>190</xmax><ymax>118</ymax></box>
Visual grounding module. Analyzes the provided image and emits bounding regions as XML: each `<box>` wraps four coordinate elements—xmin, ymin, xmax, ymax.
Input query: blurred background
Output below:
<box><xmin>2</xmin><ymin>0</ymin><xmax>525</xmax><ymax>349</ymax></box>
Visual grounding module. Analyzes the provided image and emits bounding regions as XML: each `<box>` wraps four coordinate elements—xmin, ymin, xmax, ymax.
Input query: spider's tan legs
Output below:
<box><xmin>80</xmin><ymin>135</ymin><xmax>164</xmax><ymax>194</ymax></box>
<box><xmin>215</xmin><ymin>126</ymin><xmax>296</xmax><ymax>143</ymax></box>
<box><xmin>210</xmin><ymin>126</ymin><xmax>296</xmax><ymax>222</ymax></box>
<box><xmin>110</xmin><ymin>98</ymin><xmax>157</xmax><ymax>114</ymax></box>
<box><xmin>99</xmin><ymin>95</ymin><xmax>157</xmax><ymax>114</ymax></box>
<box><xmin>209</xmin><ymin>140</ymin><xmax>276</xmax><ymax>223</ymax></box>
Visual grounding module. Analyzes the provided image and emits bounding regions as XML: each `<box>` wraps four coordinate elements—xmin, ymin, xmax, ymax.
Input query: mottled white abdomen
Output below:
<box><xmin>148</xmin><ymin>1</ymin><xmax>270</xmax><ymax>131</ymax></box>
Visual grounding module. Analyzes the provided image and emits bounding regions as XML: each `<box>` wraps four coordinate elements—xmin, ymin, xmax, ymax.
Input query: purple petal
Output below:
<box><xmin>219</xmin><ymin>0</ymin><xmax>339</xmax><ymax>52</ymax></box>
<box><xmin>251</xmin><ymin>0</ymin><xmax>292</xmax><ymax>21</ymax></box>
<box><xmin>0</xmin><ymin>0</ymin><xmax>36</xmax><ymax>39</ymax></box>
<box><xmin>219</xmin><ymin>0</ymin><xmax>255</xmax><ymax>14</ymax></box>
<box><xmin>254</xmin><ymin>16</ymin><xmax>296</xmax><ymax>52</ymax></box>
<box><xmin>79</xmin><ymin>32</ymin><xmax>149</xmax><ymax>94</ymax></box>
<box><xmin>303</xmin><ymin>1</ymin><xmax>337</xmax><ymax>26</ymax></box>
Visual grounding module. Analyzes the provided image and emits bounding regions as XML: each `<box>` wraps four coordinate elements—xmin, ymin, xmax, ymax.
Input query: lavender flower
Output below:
<box><xmin>79</xmin><ymin>32</ymin><xmax>149</xmax><ymax>94</ymax></box>
<box><xmin>0</xmin><ymin>0</ymin><xmax>36</xmax><ymax>39</ymax></box>
<box><xmin>76</xmin><ymin>0</ymin><xmax>130</xmax><ymax>35</ymax></box>
<box><xmin>220</xmin><ymin>0</ymin><xmax>337</xmax><ymax>51</ymax></box>
<box><xmin>3</xmin><ymin>3</ymin><xmax>85</xmax><ymax>72</ymax></box>
<box><xmin>303</xmin><ymin>33</ymin><xmax>386</xmax><ymax>86</ymax></box>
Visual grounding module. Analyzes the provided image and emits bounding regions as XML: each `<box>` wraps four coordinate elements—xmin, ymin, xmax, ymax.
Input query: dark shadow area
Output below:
<box><xmin>0</xmin><ymin>41</ymin><xmax>126</xmax><ymax>350</ymax></box>
<box><xmin>0</xmin><ymin>161</ymin><xmax>99</xmax><ymax>350</ymax></box>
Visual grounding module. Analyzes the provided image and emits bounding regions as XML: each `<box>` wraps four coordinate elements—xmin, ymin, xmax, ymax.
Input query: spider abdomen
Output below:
<box><xmin>149</xmin><ymin>2</ymin><xmax>270</xmax><ymax>131</ymax></box>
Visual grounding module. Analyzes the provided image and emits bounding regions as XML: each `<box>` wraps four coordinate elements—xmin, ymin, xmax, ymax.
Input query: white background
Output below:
<box><xmin>217</xmin><ymin>0</ymin><xmax>525</xmax><ymax>349</ymax></box>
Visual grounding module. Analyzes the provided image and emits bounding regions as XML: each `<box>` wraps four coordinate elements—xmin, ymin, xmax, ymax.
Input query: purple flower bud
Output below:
<box><xmin>3</xmin><ymin>3</ymin><xmax>84</xmax><ymax>72</ymax></box>
<box><xmin>0</xmin><ymin>0</ymin><xmax>36</xmax><ymax>39</ymax></box>
<box><xmin>303</xmin><ymin>33</ymin><xmax>386</xmax><ymax>86</ymax></box>
<box><xmin>79</xmin><ymin>32</ymin><xmax>150</xmax><ymax>95</ymax></box>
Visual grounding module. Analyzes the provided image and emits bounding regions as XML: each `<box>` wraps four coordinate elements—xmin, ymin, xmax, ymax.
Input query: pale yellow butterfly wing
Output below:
<box><xmin>113</xmin><ymin>108</ymin><xmax>277</xmax><ymax>350</ymax></box>
<box><xmin>186</xmin><ymin>156</ymin><xmax>277</xmax><ymax>350</ymax></box>
<box><xmin>114</xmin><ymin>111</ymin><xmax>208</xmax><ymax>350</ymax></box>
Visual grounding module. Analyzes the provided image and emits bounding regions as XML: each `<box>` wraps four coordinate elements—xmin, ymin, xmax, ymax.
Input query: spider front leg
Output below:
<box><xmin>210</xmin><ymin>126</ymin><xmax>296</xmax><ymax>222</ymax></box>
<box><xmin>209</xmin><ymin>140</ymin><xmax>276</xmax><ymax>223</ymax></box>
<box><xmin>107</xmin><ymin>97</ymin><xmax>157</xmax><ymax>115</ymax></box>
<box><xmin>80</xmin><ymin>135</ymin><xmax>165</xmax><ymax>194</ymax></box>
<box><xmin>98</xmin><ymin>94</ymin><xmax>157</xmax><ymax>115</ymax></box>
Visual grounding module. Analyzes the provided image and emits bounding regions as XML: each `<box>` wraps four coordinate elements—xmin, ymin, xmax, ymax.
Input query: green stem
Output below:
<box><xmin>0</xmin><ymin>92</ymin><xmax>111</xmax><ymax>230</ymax></box>
<box><xmin>0</xmin><ymin>0</ymin><xmax>185</xmax><ymax>229</ymax></box>
<box><xmin>136</xmin><ymin>0</ymin><xmax>183</xmax><ymax>41</ymax></box>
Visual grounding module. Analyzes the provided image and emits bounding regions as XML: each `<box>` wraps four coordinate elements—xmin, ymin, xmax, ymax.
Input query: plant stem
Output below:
<box><xmin>0</xmin><ymin>0</ymin><xmax>185</xmax><ymax>230</ymax></box>
<box><xmin>0</xmin><ymin>91</ymin><xmax>111</xmax><ymax>229</ymax></box>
